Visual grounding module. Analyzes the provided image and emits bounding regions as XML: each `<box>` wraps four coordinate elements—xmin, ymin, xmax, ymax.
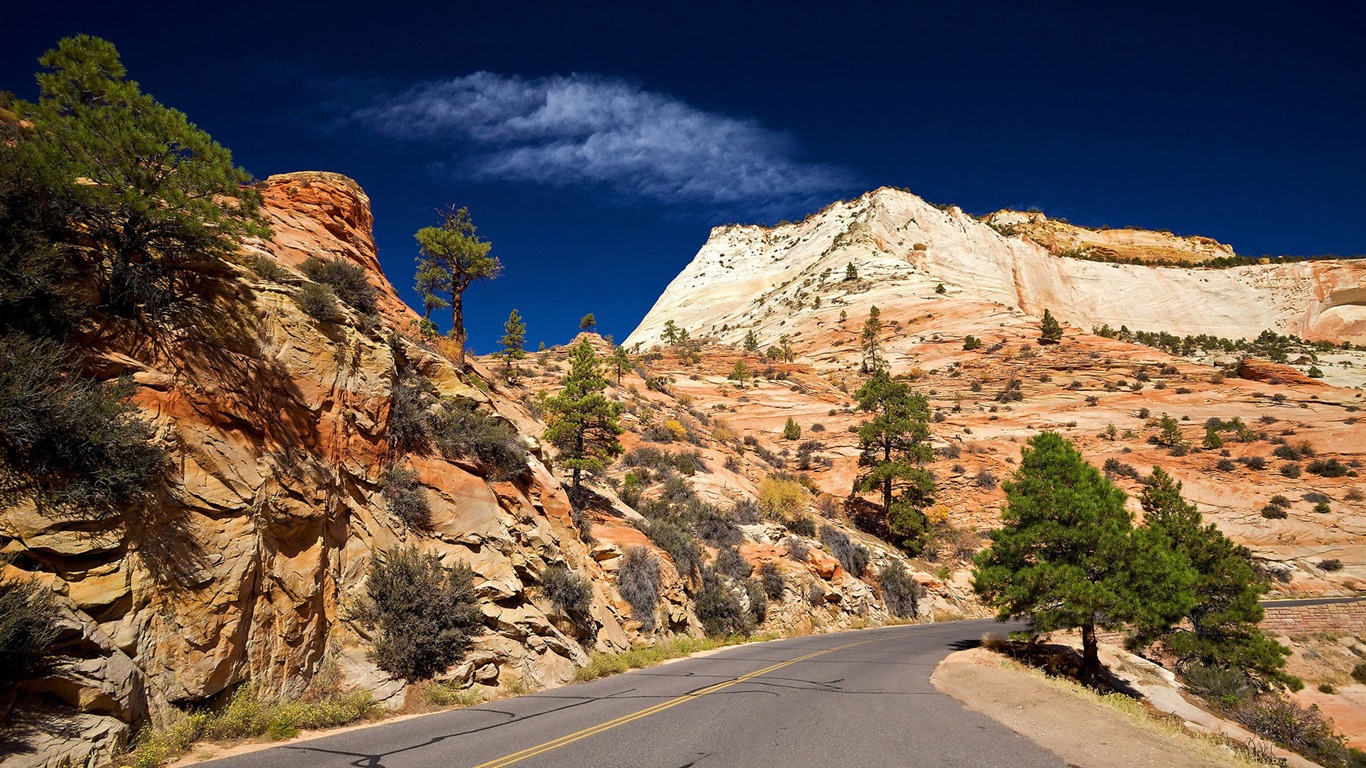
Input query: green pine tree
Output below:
<box><xmin>782</xmin><ymin>417</ymin><xmax>801</xmax><ymax>440</ymax></box>
<box><xmin>1139</xmin><ymin>468</ymin><xmax>1295</xmax><ymax>687</ymax></box>
<box><xmin>609</xmin><ymin>345</ymin><xmax>631</xmax><ymax>387</ymax></box>
<box><xmin>498</xmin><ymin>309</ymin><xmax>527</xmax><ymax>383</ymax></box>
<box><xmin>854</xmin><ymin>369</ymin><xmax>935</xmax><ymax>552</ymax></box>
<box><xmin>542</xmin><ymin>340</ymin><xmax>624</xmax><ymax>494</ymax></box>
<box><xmin>1039</xmin><ymin>309</ymin><xmax>1063</xmax><ymax>344</ymax></box>
<box><xmin>1202</xmin><ymin>426</ymin><xmax>1223</xmax><ymax>450</ymax></box>
<box><xmin>414</xmin><ymin>207</ymin><xmax>501</xmax><ymax>368</ymax></box>
<box><xmin>860</xmin><ymin>306</ymin><xmax>883</xmax><ymax>372</ymax></box>
<box><xmin>972</xmin><ymin>433</ymin><xmax>1196</xmax><ymax>682</ymax></box>
<box><xmin>579</xmin><ymin>313</ymin><xmax>596</xmax><ymax>332</ymax></box>
<box><xmin>23</xmin><ymin>35</ymin><xmax>266</xmax><ymax>318</ymax></box>
<box><xmin>845</xmin><ymin>262</ymin><xmax>858</xmax><ymax>281</ymax></box>
<box><xmin>661</xmin><ymin>319</ymin><xmax>688</xmax><ymax>346</ymax></box>
<box><xmin>743</xmin><ymin>329</ymin><xmax>760</xmax><ymax>353</ymax></box>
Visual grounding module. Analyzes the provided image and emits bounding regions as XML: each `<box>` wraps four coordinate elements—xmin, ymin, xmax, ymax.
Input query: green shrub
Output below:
<box><xmin>644</xmin><ymin>520</ymin><xmax>702</xmax><ymax>583</ymax></box>
<box><xmin>1233</xmin><ymin>695</ymin><xmax>1351</xmax><ymax>767</ymax></box>
<box><xmin>0</xmin><ymin>569</ymin><xmax>61</xmax><ymax>693</ymax></box>
<box><xmin>1183</xmin><ymin>664</ymin><xmax>1255</xmax><ymax>707</ymax></box>
<box><xmin>1353</xmin><ymin>662</ymin><xmax>1366</xmax><ymax>685</ymax></box>
<box><xmin>540</xmin><ymin>564</ymin><xmax>592</xmax><ymax>622</ymax></box>
<box><xmin>300</xmin><ymin>256</ymin><xmax>376</xmax><ymax>315</ymax></box>
<box><xmin>296</xmin><ymin>281</ymin><xmax>340</xmax><ymax>323</ymax></box>
<box><xmin>428</xmin><ymin>398</ymin><xmax>527</xmax><ymax>480</ymax></box>
<box><xmin>1318</xmin><ymin>559</ymin><xmax>1342</xmax><ymax>572</ymax></box>
<box><xmin>758</xmin><ymin>562</ymin><xmax>784</xmax><ymax>599</ymax></box>
<box><xmin>782</xmin><ymin>417</ymin><xmax>801</xmax><ymax>440</ymax></box>
<box><xmin>250</xmin><ymin>254</ymin><xmax>290</xmax><ymax>282</ymax></box>
<box><xmin>787</xmin><ymin>516</ymin><xmax>817</xmax><ymax>537</ymax></box>
<box><xmin>744</xmin><ymin>578</ymin><xmax>767</xmax><ymax>625</ymax></box>
<box><xmin>1280</xmin><ymin>463</ymin><xmax>1302</xmax><ymax>479</ymax></box>
<box><xmin>1261</xmin><ymin>505</ymin><xmax>1288</xmax><ymax>519</ymax></box>
<box><xmin>382</xmin><ymin>463</ymin><xmax>430</xmax><ymax>529</ymax></box>
<box><xmin>715</xmin><ymin>546</ymin><xmax>752</xmax><ymax>580</ymax></box>
<box><xmin>962</xmin><ymin>335</ymin><xmax>982</xmax><ymax>351</ymax></box>
<box><xmin>1307</xmin><ymin>458</ymin><xmax>1348</xmax><ymax>478</ymax></box>
<box><xmin>878</xmin><ymin>561</ymin><xmax>921</xmax><ymax>618</ymax></box>
<box><xmin>730</xmin><ymin>498</ymin><xmax>761</xmax><ymax>524</ymax></box>
<box><xmin>357</xmin><ymin>546</ymin><xmax>483</xmax><ymax>681</ymax></box>
<box><xmin>694</xmin><ymin>567</ymin><xmax>752</xmax><ymax>637</ymax></box>
<box><xmin>695</xmin><ymin>511</ymin><xmax>742</xmax><ymax>548</ymax></box>
<box><xmin>0</xmin><ymin>333</ymin><xmax>166</xmax><ymax>518</ymax></box>
<box><xmin>617</xmin><ymin>547</ymin><xmax>661</xmax><ymax>631</ymax></box>
<box><xmin>819</xmin><ymin>526</ymin><xmax>869</xmax><ymax>578</ymax></box>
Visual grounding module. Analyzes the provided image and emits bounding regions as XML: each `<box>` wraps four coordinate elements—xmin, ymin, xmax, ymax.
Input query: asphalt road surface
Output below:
<box><xmin>205</xmin><ymin>620</ymin><xmax>1068</xmax><ymax>768</ymax></box>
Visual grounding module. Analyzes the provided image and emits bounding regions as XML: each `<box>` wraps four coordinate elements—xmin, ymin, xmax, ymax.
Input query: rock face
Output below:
<box><xmin>625</xmin><ymin>187</ymin><xmax>1366</xmax><ymax>353</ymax></box>
<box><xmin>0</xmin><ymin>173</ymin><xmax>684</xmax><ymax>768</ymax></box>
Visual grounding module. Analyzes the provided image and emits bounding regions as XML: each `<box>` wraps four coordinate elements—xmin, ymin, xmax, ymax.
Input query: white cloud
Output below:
<box><xmin>349</xmin><ymin>72</ymin><xmax>857</xmax><ymax>212</ymax></box>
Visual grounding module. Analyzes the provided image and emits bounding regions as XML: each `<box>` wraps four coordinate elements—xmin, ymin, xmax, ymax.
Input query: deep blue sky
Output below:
<box><xmin>6</xmin><ymin>1</ymin><xmax>1364</xmax><ymax>350</ymax></box>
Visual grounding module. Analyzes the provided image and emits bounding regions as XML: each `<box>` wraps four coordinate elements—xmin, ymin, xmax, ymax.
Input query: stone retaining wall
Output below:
<box><xmin>1260</xmin><ymin>600</ymin><xmax>1366</xmax><ymax>637</ymax></box>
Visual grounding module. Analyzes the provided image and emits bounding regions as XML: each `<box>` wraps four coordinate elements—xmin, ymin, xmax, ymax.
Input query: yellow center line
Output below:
<box><xmin>469</xmin><ymin>638</ymin><xmax>878</xmax><ymax>768</ymax></box>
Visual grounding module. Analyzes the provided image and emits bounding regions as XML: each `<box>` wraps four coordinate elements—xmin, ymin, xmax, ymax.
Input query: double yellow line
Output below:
<box><xmin>470</xmin><ymin>639</ymin><xmax>875</xmax><ymax>768</ymax></box>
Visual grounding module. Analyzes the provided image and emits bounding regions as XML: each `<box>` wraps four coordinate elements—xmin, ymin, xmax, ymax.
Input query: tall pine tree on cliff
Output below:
<box><xmin>23</xmin><ymin>35</ymin><xmax>266</xmax><ymax>318</ymax></box>
<box><xmin>413</xmin><ymin>206</ymin><xmax>500</xmax><ymax>367</ymax></box>
<box><xmin>543</xmin><ymin>340</ymin><xmax>623</xmax><ymax>495</ymax></box>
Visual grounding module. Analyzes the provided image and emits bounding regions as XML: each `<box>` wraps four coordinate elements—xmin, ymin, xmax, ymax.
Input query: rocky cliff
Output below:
<box><xmin>625</xmin><ymin>188</ymin><xmax>1366</xmax><ymax>357</ymax></box>
<box><xmin>1</xmin><ymin>173</ymin><xmax>685</xmax><ymax>767</ymax></box>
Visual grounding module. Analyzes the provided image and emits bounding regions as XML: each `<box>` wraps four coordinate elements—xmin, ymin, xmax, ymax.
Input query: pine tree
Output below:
<box><xmin>972</xmin><ymin>432</ymin><xmax>1195</xmax><ymax>682</ymax></box>
<box><xmin>543</xmin><ymin>340</ymin><xmax>624</xmax><ymax>494</ymax></box>
<box><xmin>579</xmin><ymin>313</ymin><xmax>596</xmax><ymax>332</ymax></box>
<box><xmin>498</xmin><ymin>309</ymin><xmax>526</xmax><ymax>383</ymax></box>
<box><xmin>661</xmin><ymin>320</ymin><xmax>688</xmax><ymax>346</ymax></box>
<box><xmin>1140</xmin><ymin>468</ymin><xmax>1295</xmax><ymax>687</ymax></box>
<box><xmin>413</xmin><ymin>207</ymin><xmax>501</xmax><ymax>368</ymax></box>
<box><xmin>23</xmin><ymin>35</ymin><xmax>266</xmax><ymax>318</ymax></box>
<box><xmin>845</xmin><ymin>262</ymin><xmax>858</xmax><ymax>281</ymax></box>
<box><xmin>1039</xmin><ymin>308</ymin><xmax>1063</xmax><ymax>344</ymax></box>
<box><xmin>1156</xmin><ymin>413</ymin><xmax>1189</xmax><ymax>449</ymax></box>
<box><xmin>609</xmin><ymin>345</ymin><xmax>631</xmax><ymax>387</ymax></box>
<box><xmin>743</xmin><ymin>329</ymin><xmax>760</xmax><ymax>353</ymax></box>
<box><xmin>860</xmin><ymin>306</ymin><xmax>883</xmax><ymax>372</ymax></box>
<box><xmin>854</xmin><ymin>369</ymin><xmax>935</xmax><ymax>552</ymax></box>
<box><xmin>782</xmin><ymin>417</ymin><xmax>801</xmax><ymax>440</ymax></box>
<box><xmin>1202</xmin><ymin>426</ymin><xmax>1223</xmax><ymax>450</ymax></box>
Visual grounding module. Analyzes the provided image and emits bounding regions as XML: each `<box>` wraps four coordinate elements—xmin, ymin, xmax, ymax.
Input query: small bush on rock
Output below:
<box><xmin>878</xmin><ymin>561</ymin><xmax>921</xmax><ymax>618</ymax></box>
<box><xmin>300</xmin><ymin>256</ymin><xmax>377</xmax><ymax>315</ymax></box>
<box><xmin>296</xmin><ymin>281</ymin><xmax>340</xmax><ymax>323</ymax></box>
<box><xmin>0</xmin><ymin>568</ymin><xmax>61</xmax><ymax>693</ymax></box>
<box><xmin>540</xmin><ymin>564</ymin><xmax>592</xmax><ymax>622</ymax></box>
<box><xmin>820</xmin><ymin>526</ymin><xmax>869</xmax><ymax>578</ymax></box>
<box><xmin>759</xmin><ymin>562</ymin><xmax>784</xmax><ymax>599</ymax></box>
<box><xmin>382</xmin><ymin>463</ymin><xmax>430</xmax><ymax>529</ymax></box>
<box><xmin>617</xmin><ymin>547</ymin><xmax>661</xmax><ymax>631</ymax></box>
<box><xmin>358</xmin><ymin>546</ymin><xmax>483</xmax><ymax>681</ymax></box>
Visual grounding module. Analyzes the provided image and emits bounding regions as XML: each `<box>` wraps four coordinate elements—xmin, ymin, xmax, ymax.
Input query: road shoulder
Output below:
<box><xmin>931</xmin><ymin>647</ymin><xmax>1262</xmax><ymax>768</ymax></box>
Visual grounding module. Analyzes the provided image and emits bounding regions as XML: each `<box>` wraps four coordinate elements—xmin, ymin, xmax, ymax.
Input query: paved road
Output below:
<box><xmin>205</xmin><ymin>620</ymin><xmax>1067</xmax><ymax>768</ymax></box>
<box><xmin>1261</xmin><ymin>596</ymin><xmax>1364</xmax><ymax>607</ymax></box>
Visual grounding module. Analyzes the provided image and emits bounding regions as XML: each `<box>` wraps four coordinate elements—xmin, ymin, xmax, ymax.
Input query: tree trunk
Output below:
<box><xmin>450</xmin><ymin>293</ymin><xmax>466</xmax><ymax>368</ymax></box>
<box><xmin>883</xmin><ymin>440</ymin><xmax>893</xmax><ymax>511</ymax></box>
<box><xmin>1081</xmin><ymin>622</ymin><xmax>1101</xmax><ymax>685</ymax></box>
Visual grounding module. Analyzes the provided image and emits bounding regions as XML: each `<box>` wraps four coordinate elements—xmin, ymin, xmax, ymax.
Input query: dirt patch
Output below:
<box><xmin>932</xmin><ymin>647</ymin><xmax>1268</xmax><ymax>768</ymax></box>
